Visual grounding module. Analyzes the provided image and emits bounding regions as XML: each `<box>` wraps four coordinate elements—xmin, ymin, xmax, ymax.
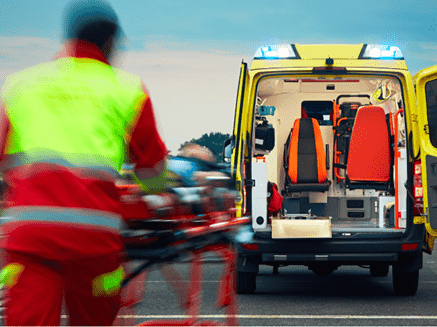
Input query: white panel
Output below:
<box><xmin>397</xmin><ymin>148</ymin><xmax>408</xmax><ymax>228</ymax></box>
<box><xmin>379</xmin><ymin>196</ymin><xmax>395</xmax><ymax>228</ymax></box>
<box><xmin>252</xmin><ymin>162</ymin><xmax>269</xmax><ymax>230</ymax></box>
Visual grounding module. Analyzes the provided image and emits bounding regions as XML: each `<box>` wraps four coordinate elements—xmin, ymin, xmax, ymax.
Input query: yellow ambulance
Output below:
<box><xmin>224</xmin><ymin>43</ymin><xmax>437</xmax><ymax>295</ymax></box>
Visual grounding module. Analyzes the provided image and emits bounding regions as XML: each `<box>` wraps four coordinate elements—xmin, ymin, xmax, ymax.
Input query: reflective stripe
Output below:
<box><xmin>1</xmin><ymin>207</ymin><xmax>123</xmax><ymax>231</ymax></box>
<box><xmin>0</xmin><ymin>153</ymin><xmax>120</xmax><ymax>182</ymax></box>
<box><xmin>70</xmin><ymin>167</ymin><xmax>119</xmax><ymax>182</ymax></box>
<box><xmin>0</xmin><ymin>151</ymin><xmax>120</xmax><ymax>179</ymax></box>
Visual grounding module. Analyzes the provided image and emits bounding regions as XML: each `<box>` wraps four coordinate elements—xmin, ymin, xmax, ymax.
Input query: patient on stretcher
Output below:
<box><xmin>118</xmin><ymin>143</ymin><xmax>237</xmax><ymax>223</ymax></box>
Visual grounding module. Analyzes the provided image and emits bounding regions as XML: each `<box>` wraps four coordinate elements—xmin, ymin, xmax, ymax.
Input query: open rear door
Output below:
<box><xmin>415</xmin><ymin>65</ymin><xmax>437</xmax><ymax>240</ymax></box>
<box><xmin>231</xmin><ymin>62</ymin><xmax>248</xmax><ymax>217</ymax></box>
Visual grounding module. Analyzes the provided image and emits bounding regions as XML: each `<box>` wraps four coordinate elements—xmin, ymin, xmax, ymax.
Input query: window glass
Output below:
<box><xmin>426</xmin><ymin>79</ymin><xmax>437</xmax><ymax>148</ymax></box>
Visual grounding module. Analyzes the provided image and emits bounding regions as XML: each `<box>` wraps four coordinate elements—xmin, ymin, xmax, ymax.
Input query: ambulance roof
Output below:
<box><xmin>250</xmin><ymin>44</ymin><xmax>408</xmax><ymax>71</ymax></box>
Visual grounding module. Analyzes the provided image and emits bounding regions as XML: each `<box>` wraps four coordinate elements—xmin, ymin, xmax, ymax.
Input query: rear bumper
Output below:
<box><xmin>261</xmin><ymin>252</ymin><xmax>398</xmax><ymax>264</ymax></box>
<box><xmin>233</xmin><ymin>224</ymin><xmax>424</xmax><ymax>272</ymax></box>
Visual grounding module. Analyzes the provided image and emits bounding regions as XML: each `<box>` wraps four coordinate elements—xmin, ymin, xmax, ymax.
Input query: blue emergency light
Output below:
<box><xmin>254</xmin><ymin>44</ymin><xmax>299</xmax><ymax>59</ymax></box>
<box><xmin>359</xmin><ymin>44</ymin><xmax>404</xmax><ymax>60</ymax></box>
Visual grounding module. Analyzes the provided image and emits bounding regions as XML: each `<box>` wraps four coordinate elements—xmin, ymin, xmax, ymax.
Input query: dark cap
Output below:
<box><xmin>63</xmin><ymin>0</ymin><xmax>121</xmax><ymax>41</ymax></box>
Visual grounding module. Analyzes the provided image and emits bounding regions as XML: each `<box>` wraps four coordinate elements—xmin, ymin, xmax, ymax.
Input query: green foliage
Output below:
<box><xmin>179</xmin><ymin>132</ymin><xmax>231</xmax><ymax>162</ymax></box>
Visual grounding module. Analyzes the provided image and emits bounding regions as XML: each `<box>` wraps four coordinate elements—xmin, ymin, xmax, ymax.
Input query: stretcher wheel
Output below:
<box><xmin>237</xmin><ymin>271</ymin><xmax>256</xmax><ymax>294</ymax></box>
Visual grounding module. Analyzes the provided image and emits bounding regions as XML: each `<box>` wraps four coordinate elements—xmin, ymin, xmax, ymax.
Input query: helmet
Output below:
<box><xmin>63</xmin><ymin>0</ymin><xmax>122</xmax><ymax>43</ymax></box>
<box><xmin>370</xmin><ymin>82</ymin><xmax>391</xmax><ymax>105</ymax></box>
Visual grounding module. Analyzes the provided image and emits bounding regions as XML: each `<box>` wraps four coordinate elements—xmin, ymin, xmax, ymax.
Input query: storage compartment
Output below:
<box><xmin>255</xmin><ymin>119</ymin><xmax>275</xmax><ymax>152</ymax></box>
<box><xmin>338</xmin><ymin>197</ymin><xmax>372</xmax><ymax>221</ymax></box>
<box><xmin>272</xmin><ymin>216</ymin><xmax>332</xmax><ymax>239</ymax></box>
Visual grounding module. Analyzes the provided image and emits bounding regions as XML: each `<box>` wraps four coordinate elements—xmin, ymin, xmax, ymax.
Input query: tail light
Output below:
<box><xmin>402</xmin><ymin>243</ymin><xmax>419</xmax><ymax>251</ymax></box>
<box><xmin>413</xmin><ymin>160</ymin><xmax>424</xmax><ymax>216</ymax></box>
<box><xmin>242</xmin><ymin>243</ymin><xmax>258</xmax><ymax>251</ymax></box>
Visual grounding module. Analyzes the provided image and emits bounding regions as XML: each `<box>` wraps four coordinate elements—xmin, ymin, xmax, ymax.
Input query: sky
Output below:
<box><xmin>1</xmin><ymin>0</ymin><xmax>437</xmax><ymax>154</ymax></box>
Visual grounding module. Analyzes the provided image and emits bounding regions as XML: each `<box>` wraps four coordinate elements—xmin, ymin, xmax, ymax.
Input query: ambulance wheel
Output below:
<box><xmin>393</xmin><ymin>269</ymin><xmax>419</xmax><ymax>296</ymax></box>
<box><xmin>237</xmin><ymin>271</ymin><xmax>256</xmax><ymax>294</ymax></box>
<box><xmin>370</xmin><ymin>264</ymin><xmax>389</xmax><ymax>277</ymax></box>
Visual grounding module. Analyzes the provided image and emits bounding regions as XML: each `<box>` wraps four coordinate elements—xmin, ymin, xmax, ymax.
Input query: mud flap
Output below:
<box><xmin>237</xmin><ymin>255</ymin><xmax>259</xmax><ymax>273</ymax></box>
<box><xmin>393</xmin><ymin>251</ymin><xmax>423</xmax><ymax>273</ymax></box>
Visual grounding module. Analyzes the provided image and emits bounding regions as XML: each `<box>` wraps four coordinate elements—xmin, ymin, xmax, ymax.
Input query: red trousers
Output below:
<box><xmin>4</xmin><ymin>251</ymin><xmax>122</xmax><ymax>326</ymax></box>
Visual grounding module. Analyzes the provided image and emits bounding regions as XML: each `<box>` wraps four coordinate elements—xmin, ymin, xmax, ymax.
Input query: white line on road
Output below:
<box><xmin>105</xmin><ymin>315</ymin><xmax>437</xmax><ymax>319</ymax></box>
<box><xmin>45</xmin><ymin>315</ymin><xmax>437</xmax><ymax>320</ymax></box>
<box><xmin>143</xmin><ymin>280</ymin><xmax>220</xmax><ymax>282</ymax></box>
<box><xmin>142</xmin><ymin>280</ymin><xmax>437</xmax><ymax>283</ymax></box>
<box><xmin>3</xmin><ymin>314</ymin><xmax>437</xmax><ymax>320</ymax></box>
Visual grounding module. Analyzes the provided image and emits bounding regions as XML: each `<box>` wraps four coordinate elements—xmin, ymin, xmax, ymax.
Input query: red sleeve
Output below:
<box><xmin>0</xmin><ymin>101</ymin><xmax>10</xmax><ymax>161</ymax></box>
<box><xmin>128</xmin><ymin>84</ymin><xmax>167</xmax><ymax>172</ymax></box>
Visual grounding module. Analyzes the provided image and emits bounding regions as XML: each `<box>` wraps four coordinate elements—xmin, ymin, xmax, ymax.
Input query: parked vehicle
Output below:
<box><xmin>224</xmin><ymin>43</ymin><xmax>437</xmax><ymax>295</ymax></box>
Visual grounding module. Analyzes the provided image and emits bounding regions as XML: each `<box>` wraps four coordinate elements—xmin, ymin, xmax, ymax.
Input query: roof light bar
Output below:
<box><xmin>359</xmin><ymin>44</ymin><xmax>404</xmax><ymax>59</ymax></box>
<box><xmin>254</xmin><ymin>44</ymin><xmax>300</xmax><ymax>59</ymax></box>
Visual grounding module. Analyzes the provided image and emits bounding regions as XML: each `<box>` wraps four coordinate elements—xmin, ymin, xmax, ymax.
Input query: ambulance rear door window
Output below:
<box><xmin>426</xmin><ymin>79</ymin><xmax>437</xmax><ymax>148</ymax></box>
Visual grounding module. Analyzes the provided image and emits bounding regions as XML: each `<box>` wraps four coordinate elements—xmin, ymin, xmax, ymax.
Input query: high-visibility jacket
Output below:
<box><xmin>0</xmin><ymin>40</ymin><xmax>167</xmax><ymax>260</ymax></box>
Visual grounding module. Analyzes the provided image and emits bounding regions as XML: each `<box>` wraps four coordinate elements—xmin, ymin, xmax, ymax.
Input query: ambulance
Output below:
<box><xmin>224</xmin><ymin>43</ymin><xmax>437</xmax><ymax>295</ymax></box>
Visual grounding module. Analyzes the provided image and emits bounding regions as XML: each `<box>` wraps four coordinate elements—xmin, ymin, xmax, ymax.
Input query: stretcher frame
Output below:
<box><xmin>118</xmin><ymin>214</ymin><xmax>249</xmax><ymax>326</ymax></box>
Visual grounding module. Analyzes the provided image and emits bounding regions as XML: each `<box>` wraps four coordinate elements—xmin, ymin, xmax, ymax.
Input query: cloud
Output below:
<box><xmin>417</xmin><ymin>43</ymin><xmax>437</xmax><ymax>51</ymax></box>
<box><xmin>117</xmin><ymin>47</ymin><xmax>249</xmax><ymax>153</ymax></box>
<box><xmin>0</xmin><ymin>36</ymin><xmax>61</xmax><ymax>85</ymax></box>
<box><xmin>127</xmin><ymin>34</ymin><xmax>256</xmax><ymax>56</ymax></box>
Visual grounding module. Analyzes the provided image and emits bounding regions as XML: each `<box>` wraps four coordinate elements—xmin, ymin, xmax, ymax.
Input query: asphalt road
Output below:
<box><xmin>117</xmin><ymin>251</ymin><xmax>437</xmax><ymax>326</ymax></box>
<box><xmin>1</xmin><ymin>251</ymin><xmax>437</xmax><ymax>326</ymax></box>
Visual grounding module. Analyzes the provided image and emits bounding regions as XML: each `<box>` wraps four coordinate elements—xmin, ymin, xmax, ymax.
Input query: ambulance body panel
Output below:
<box><xmin>228</xmin><ymin>44</ymin><xmax>431</xmax><ymax>295</ymax></box>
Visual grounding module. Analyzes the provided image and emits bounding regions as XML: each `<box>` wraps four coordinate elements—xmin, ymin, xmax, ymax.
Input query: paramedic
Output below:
<box><xmin>0</xmin><ymin>0</ymin><xmax>167</xmax><ymax>325</ymax></box>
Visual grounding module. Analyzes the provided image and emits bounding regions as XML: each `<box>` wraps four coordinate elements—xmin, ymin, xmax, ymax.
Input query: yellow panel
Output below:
<box><xmin>295</xmin><ymin>44</ymin><xmax>363</xmax><ymax>59</ymax></box>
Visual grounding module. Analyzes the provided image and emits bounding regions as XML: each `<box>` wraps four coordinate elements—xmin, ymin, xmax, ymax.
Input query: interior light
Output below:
<box><xmin>360</xmin><ymin>44</ymin><xmax>404</xmax><ymax>59</ymax></box>
<box><xmin>254</xmin><ymin>44</ymin><xmax>299</xmax><ymax>59</ymax></box>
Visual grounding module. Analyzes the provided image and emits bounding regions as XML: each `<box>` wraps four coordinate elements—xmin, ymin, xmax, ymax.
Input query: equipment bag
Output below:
<box><xmin>255</xmin><ymin>118</ymin><xmax>275</xmax><ymax>151</ymax></box>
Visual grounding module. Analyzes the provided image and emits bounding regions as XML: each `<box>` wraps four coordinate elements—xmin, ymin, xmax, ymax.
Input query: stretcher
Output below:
<box><xmin>117</xmin><ymin>156</ymin><xmax>250</xmax><ymax>326</ymax></box>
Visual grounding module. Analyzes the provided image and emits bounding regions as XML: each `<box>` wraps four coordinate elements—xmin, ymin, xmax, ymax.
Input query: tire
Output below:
<box><xmin>393</xmin><ymin>269</ymin><xmax>419</xmax><ymax>296</ymax></box>
<box><xmin>370</xmin><ymin>264</ymin><xmax>390</xmax><ymax>277</ymax></box>
<box><xmin>237</xmin><ymin>271</ymin><xmax>256</xmax><ymax>294</ymax></box>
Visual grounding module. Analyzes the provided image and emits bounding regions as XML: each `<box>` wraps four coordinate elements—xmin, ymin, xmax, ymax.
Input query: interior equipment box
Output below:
<box><xmin>272</xmin><ymin>215</ymin><xmax>332</xmax><ymax>239</ymax></box>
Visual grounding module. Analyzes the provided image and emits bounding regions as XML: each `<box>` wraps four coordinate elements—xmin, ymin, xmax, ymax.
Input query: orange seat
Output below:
<box><xmin>283</xmin><ymin>118</ymin><xmax>330</xmax><ymax>193</ymax></box>
<box><xmin>346</xmin><ymin>105</ymin><xmax>391</xmax><ymax>190</ymax></box>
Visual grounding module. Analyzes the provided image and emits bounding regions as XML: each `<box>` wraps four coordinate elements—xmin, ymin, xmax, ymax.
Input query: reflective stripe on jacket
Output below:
<box><xmin>1</xmin><ymin>206</ymin><xmax>123</xmax><ymax>232</ymax></box>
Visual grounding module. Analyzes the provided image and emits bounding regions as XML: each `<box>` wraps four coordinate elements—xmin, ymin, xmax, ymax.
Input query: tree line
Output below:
<box><xmin>178</xmin><ymin>132</ymin><xmax>231</xmax><ymax>162</ymax></box>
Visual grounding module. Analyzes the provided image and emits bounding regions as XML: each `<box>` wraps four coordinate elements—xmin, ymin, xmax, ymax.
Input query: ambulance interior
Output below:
<box><xmin>252</xmin><ymin>75</ymin><xmax>407</xmax><ymax>233</ymax></box>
